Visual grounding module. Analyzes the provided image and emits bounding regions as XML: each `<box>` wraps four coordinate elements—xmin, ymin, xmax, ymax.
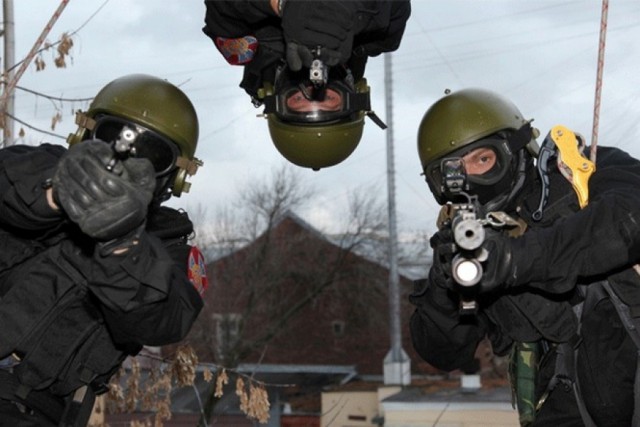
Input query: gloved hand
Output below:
<box><xmin>415</xmin><ymin>228</ymin><xmax>459</xmax><ymax>312</ymax></box>
<box><xmin>478</xmin><ymin>231</ymin><xmax>517</xmax><ymax>293</ymax></box>
<box><xmin>52</xmin><ymin>140</ymin><xmax>155</xmax><ymax>241</ymax></box>
<box><xmin>429</xmin><ymin>228</ymin><xmax>457</xmax><ymax>290</ymax></box>
<box><xmin>281</xmin><ymin>0</ymin><xmax>355</xmax><ymax>70</ymax></box>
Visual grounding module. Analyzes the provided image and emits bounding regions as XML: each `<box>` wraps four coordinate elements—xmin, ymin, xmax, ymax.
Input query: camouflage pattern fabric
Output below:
<box><xmin>509</xmin><ymin>341</ymin><xmax>541</xmax><ymax>427</ymax></box>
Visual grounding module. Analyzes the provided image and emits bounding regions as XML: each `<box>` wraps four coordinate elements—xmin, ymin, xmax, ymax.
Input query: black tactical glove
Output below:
<box><xmin>416</xmin><ymin>228</ymin><xmax>460</xmax><ymax>312</ymax></box>
<box><xmin>281</xmin><ymin>0</ymin><xmax>355</xmax><ymax>70</ymax></box>
<box><xmin>52</xmin><ymin>140</ymin><xmax>155</xmax><ymax>241</ymax></box>
<box><xmin>429</xmin><ymin>228</ymin><xmax>457</xmax><ymax>289</ymax></box>
<box><xmin>478</xmin><ymin>232</ymin><xmax>517</xmax><ymax>293</ymax></box>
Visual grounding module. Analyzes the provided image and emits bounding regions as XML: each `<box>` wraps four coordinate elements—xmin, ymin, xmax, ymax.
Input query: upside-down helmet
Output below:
<box><xmin>259</xmin><ymin>65</ymin><xmax>384</xmax><ymax>171</ymax></box>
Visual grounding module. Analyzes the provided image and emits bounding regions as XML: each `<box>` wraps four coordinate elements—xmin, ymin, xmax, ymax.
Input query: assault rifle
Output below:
<box><xmin>446</xmin><ymin>200</ymin><xmax>488</xmax><ymax>315</ymax></box>
<box><xmin>437</xmin><ymin>158</ymin><xmax>517</xmax><ymax>315</ymax></box>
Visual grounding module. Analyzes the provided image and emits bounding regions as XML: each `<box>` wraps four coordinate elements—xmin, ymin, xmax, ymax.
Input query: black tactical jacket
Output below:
<box><xmin>410</xmin><ymin>145</ymin><xmax>640</xmax><ymax>426</ymax></box>
<box><xmin>202</xmin><ymin>0</ymin><xmax>411</xmax><ymax>97</ymax></box>
<box><xmin>0</xmin><ymin>143</ymin><xmax>203</xmax><ymax>398</ymax></box>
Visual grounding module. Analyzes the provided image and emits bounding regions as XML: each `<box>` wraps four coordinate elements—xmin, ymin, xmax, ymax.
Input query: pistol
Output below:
<box><xmin>309</xmin><ymin>46</ymin><xmax>328</xmax><ymax>88</ymax></box>
<box><xmin>105</xmin><ymin>126</ymin><xmax>137</xmax><ymax>173</ymax></box>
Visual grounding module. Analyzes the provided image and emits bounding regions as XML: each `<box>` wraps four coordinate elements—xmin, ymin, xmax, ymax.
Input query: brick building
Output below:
<box><xmin>187</xmin><ymin>211</ymin><xmax>433</xmax><ymax>377</ymax></box>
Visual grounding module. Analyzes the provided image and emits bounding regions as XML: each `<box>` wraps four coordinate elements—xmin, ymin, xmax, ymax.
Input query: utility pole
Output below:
<box><xmin>382</xmin><ymin>52</ymin><xmax>411</xmax><ymax>386</ymax></box>
<box><xmin>1</xmin><ymin>0</ymin><xmax>70</xmax><ymax>147</ymax></box>
<box><xmin>2</xmin><ymin>0</ymin><xmax>15</xmax><ymax>146</ymax></box>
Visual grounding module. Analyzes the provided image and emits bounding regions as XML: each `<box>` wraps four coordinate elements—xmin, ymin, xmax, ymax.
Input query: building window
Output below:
<box><xmin>331</xmin><ymin>320</ymin><xmax>345</xmax><ymax>337</ymax></box>
<box><xmin>213</xmin><ymin>313</ymin><xmax>242</xmax><ymax>359</ymax></box>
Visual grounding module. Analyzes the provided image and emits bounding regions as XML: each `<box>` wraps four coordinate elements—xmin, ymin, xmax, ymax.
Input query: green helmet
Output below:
<box><xmin>417</xmin><ymin>88</ymin><xmax>528</xmax><ymax>170</ymax></box>
<box><xmin>418</xmin><ymin>88</ymin><xmax>537</xmax><ymax>206</ymax></box>
<box><xmin>260</xmin><ymin>69</ymin><xmax>375</xmax><ymax>171</ymax></box>
<box><xmin>267</xmin><ymin>111</ymin><xmax>365</xmax><ymax>170</ymax></box>
<box><xmin>68</xmin><ymin>74</ymin><xmax>202</xmax><ymax>197</ymax></box>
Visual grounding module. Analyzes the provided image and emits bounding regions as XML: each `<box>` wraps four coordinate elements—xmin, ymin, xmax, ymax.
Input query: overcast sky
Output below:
<box><xmin>8</xmin><ymin>0</ymin><xmax>640</xmax><ymax>240</ymax></box>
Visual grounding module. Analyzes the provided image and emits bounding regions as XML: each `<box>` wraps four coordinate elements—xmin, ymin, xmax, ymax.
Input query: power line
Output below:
<box><xmin>5</xmin><ymin>111</ymin><xmax>66</xmax><ymax>140</ymax></box>
<box><xmin>6</xmin><ymin>0</ymin><xmax>110</xmax><ymax>74</ymax></box>
<box><xmin>1</xmin><ymin>0</ymin><xmax>71</xmax><ymax>145</ymax></box>
<box><xmin>2</xmin><ymin>0</ymin><xmax>110</xmax><ymax>146</ymax></box>
<box><xmin>14</xmin><ymin>84</ymin><xmax>93</xmax><ymax>102</ymax></box>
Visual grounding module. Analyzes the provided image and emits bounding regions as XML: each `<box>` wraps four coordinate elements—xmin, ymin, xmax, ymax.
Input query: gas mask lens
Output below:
<box><xmin>425</xmin><ymin>138</ymin><xmax>513</xmax><ymax>204</ymax></box>
<box><xmin>284</xmin><ymin>86</ymin><xmax>344</xmax><ymax>113</ymax></box>
<box><xmin>434</xmin><ymin>141</ymin><xmax>509</xmax><ymax>186</ymax></box>
<box><xmin>462</xmin><ymin>146</ymin><xmax>500</xmax><ymax>179</ymax></box>
<box><xmin>278</xmin><ymin>84</ymin><xmax>348</xmax><ymax>123</ymax></box>
<box><xmin>91</xmin><ymin>117</ymin><xmax>179</xmax><ymax>176</ymax></box>
<box><xmin>272</xmin><ymin>65</ymin><xmax>357</xmax><ymax>124</ymax></box>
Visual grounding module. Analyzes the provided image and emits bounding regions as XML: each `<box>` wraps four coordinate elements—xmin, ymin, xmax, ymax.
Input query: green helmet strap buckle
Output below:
<box><xmin>173</xmin><ymin>157</ymin><xmax>203</xmax><ymax>196</ymax></box>
<box><xmin>366</xmin><ymin>110</ymin><xmax>387</xmax><ymax>129</ymax></box>
<box><xmin>74</xmin><ymin>111</ymin><xmax>97</xmax><ymax>132</ymax></box>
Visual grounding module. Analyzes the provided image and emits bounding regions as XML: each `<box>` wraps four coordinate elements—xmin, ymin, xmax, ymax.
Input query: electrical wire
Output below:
<box><xmin>4</xmin><ymin>111</ymin><xmax>66</xmax><ymax>140</ymax></box>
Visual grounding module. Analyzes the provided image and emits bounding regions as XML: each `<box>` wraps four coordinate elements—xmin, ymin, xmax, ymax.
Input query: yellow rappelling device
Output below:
<box><xmin>551</xmin><ymin>125</ymin><xmax>596</xmax><ymax>208</ymax></box>
<box><xmin>532</xmin><ymin>125</ymin><xmax>596</xmax><ymax>221</ymax></box>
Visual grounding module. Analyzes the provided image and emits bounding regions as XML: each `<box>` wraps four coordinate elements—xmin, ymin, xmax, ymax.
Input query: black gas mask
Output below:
<box><xmin>262</xmin><ymin>65</ymin><xmax>372</xmax><ymax>125</ymax></box>
<box><xmin>89</xmin><ymin>114</ymin><xmax>181</xmax><ymax>203</ymax></box>
<box><xmin>426</xmin><ymin>126</ymin><xmax>535</xmax><ymax>211</ymax></box>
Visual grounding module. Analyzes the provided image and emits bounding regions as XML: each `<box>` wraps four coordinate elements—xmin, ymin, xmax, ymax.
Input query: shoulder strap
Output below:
<box><xmin>58</xmin><ymin>385</ymin><xmax>96</xmax><ymax>427</ymax></box>
<box><xmin>601</xmin><ymin>280</ymin><xmax>640</xmax><ymax>427</ymax></box>
<box><xmin>536</xmin><ymin>284</ymin><xmax>604</xmax><ymax>427</ymax></box>
<box><xmin>602</xmin><ymin>280</ymin><xmax>640</xmax><ymax>349</ymax></box>
<box><xmin>0</xmin><ymin>369</ymin><xmax>64</xmax><ymax>423</ymax></box>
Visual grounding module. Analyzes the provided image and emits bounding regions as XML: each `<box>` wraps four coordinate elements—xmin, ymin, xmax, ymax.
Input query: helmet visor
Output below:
<box><xmin>91</xmin><ymin>116</ymin><xmax>179</xmax><ymax>176</ymax></box>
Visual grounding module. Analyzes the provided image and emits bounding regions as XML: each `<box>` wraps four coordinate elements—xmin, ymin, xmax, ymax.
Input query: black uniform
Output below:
<box><xmin>0</xmin><ymin>144</ymin><xmax>203</xmax><ymax>426</ymax></box>
<box><xmin>202</xmin><ymin>0</ymin><xmax>411</xmax><ymax>97</ymax></box>
<box><xmin>410</xmin><ymin>145</ymin><xmax>640</xmax><ymax>426</ymax></box>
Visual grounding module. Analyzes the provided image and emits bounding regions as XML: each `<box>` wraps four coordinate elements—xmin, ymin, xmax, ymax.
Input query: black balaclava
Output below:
<box><xmin>441</xmin><ymin>125</ymin><xmax>536</xmax><ymax>214</ymax></box>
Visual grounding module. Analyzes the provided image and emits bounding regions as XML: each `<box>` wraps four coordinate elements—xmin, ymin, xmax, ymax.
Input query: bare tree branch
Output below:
<box><xmin>188</xmin><ymin>164</ymin><xmax>394</xmax><ymax>425</ymax></box>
